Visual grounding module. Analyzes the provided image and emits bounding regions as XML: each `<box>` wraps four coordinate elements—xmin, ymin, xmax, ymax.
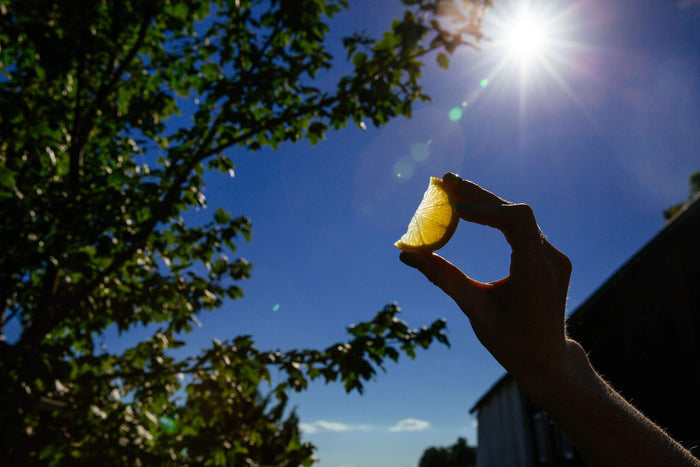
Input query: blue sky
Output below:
<box><xmin>172</xmin><ymin>0</ymin><xmax>700</xmax><ymax>465</ymax></box>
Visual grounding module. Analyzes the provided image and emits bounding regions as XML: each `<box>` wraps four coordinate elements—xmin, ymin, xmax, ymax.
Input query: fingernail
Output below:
<box><xmin>399</xmin><ymin>253</ymin><xmax>419</xmax><ymax>268</ymax></box>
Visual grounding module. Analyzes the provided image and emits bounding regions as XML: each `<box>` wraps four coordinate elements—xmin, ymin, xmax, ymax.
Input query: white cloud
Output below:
<box><xmin>388</xmin><ymin>418</ymin><xmax>430</xmax><ymax>432</ymax></box>
<box><xmin>299</xmin><ymin>423</ymin><xmax>319</xmax><ymax>434</ymax></box>
<box><xmin>301</xmin><ymin>418</ymin><xmax>432</xmax><ymax>434</ymax></box>
<box><xmin>315</xmin><ymin>421</ymin><xmax>353</xmax><ymax>432</ymax></box>
<box><xmin>299</xmin><ymin>420</ymin><xmax>372</xmax><ymax>434</ymax></box>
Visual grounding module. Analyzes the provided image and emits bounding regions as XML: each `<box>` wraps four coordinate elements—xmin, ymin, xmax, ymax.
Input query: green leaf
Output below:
<box><xmin>35</xmin><ymin>65</ymin><xmax>46</xmax><ymax>81</ymax></box>
<box><xmin>169</xmin><ymin>3</ymin><xmax>189</xmax><ymax>20</ymax></box>
<box><xmin>0</xmin><ymin>165</ymin><xmax>16</xmax><ymax>196</ymax></box>
<box><xmin>214</xmin><ymin>208</ymin><xmax>231</xmax><ymax>225</ymax></box>
<box><xmin>437</xmin><ymin>52</ymin><xmax>450</xmax><ymax>69</ymax></box>
<box><xmin>352</xmin><ymin>52</ymin><xmax>367</xmax><ymax>67</ymax></box>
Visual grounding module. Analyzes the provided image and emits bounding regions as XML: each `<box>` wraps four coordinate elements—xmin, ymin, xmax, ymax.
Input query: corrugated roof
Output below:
<box><xmin>566</xmin><ymin>192</ymin><xmax>700</xmax><ymax>326</ymax></box>
<box><xmin>469</xmin><ymin>372</ymin><xmax>512</xmax><ymax>413</ymax></box>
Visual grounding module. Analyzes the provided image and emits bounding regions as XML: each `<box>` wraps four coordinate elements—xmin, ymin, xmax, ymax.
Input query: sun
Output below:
<box><xmin>441</xmin><ymin>1</ymin><xmax>583</xmax><ymax>120</ymax></box>
<box><xmin>492</xmin><ymin>2</ymin><xmax>559</xmax><ymax>68</ymax></box>
<box><xmin>462</xmin><ymin>1</ymin><xmax>586</xmax><ymax>122</ymax></box>
<box><xmin>479</xmin><ymin>1</ymin><xmax>578</xmax><ymax>86</ymax></box>
<box><xmin>504</xmin><ymin>12</ymin><xmax>550</xmax><ymax>60</ymax></box>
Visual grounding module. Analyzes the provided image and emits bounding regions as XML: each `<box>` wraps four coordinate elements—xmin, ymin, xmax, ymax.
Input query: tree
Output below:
<box><xmin>0</xmin><ymin>0</ymin><xmax>490</xmax><ymax>464</ymax></box>
<box><xmin>664</xmin><ymin>171</ymin><xmax>700</xmax><ymax>220</ymax></box>
<box><xmin>419</xmin><ymin>437</ymin><xmax>477</xmax><ymax>467</ymax></box>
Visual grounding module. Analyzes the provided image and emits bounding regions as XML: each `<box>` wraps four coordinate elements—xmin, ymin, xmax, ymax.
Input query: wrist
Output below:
<box><xmin>512</xmin><ymin>338</ymin><xmax>592</xmax><ymax>407</ymax></box>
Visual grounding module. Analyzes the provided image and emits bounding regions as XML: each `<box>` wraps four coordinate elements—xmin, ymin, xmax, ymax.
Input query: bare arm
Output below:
<box><xmin>522</xmin><ymin>339</ymin><xmax>697</xmax><ymax>466</ymax></box>
<box><xmin>399</xmin><ymin>173</ymin><xmax>699</xmax><ymax>466</ymax></box>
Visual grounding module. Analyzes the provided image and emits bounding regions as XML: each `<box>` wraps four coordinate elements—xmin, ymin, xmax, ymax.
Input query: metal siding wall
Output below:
<box><xmin>476</xmin><ymin>379</ymin><xmax>535</xmax><ymax>467</ymax></box>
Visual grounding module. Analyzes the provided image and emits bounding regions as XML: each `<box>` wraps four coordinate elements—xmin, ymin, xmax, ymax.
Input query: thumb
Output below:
<box><xmin>399</xmin><ymin>251</ymin><xmax>485</xmax><ymax>310</ymax></box>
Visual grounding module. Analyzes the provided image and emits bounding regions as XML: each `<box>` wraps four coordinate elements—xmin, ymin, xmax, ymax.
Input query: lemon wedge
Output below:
<box><xmin>394</xmin><ymin>176</ymin><xmax>458</xmax><ymax>252</ymax></box>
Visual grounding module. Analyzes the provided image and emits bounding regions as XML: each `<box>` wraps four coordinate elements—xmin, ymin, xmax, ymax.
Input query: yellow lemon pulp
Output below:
<box><xmin>394</xmin><ymin>176</ymin><xmax>458</xmax><ymax>252</ymax></box>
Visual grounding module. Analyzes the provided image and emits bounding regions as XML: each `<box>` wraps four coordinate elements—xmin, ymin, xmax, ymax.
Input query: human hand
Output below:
<box><xmin>401</xmin><ymin>174</ymin><xmax>700</xmax><ymax>467</ymax></box>
<box><xmin>399</xmin><ymin>173</ymin><xmax>575</xmax><ymax>380</ymax></box>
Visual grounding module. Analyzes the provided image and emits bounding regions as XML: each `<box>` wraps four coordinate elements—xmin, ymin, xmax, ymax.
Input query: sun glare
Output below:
<box><xmin>454</xmin><ymin>1</ymin><xmax>588</xmax><ymax>126</ymax></box>
<box><xmin>505</xmin><ymin>13</ymin><xmax>549</xmax><ymax>59</ymax></box>
<box><xmin>478</xmin><ymin>1</ymin><xmax>580</xmax><ymax>95</ymax></box>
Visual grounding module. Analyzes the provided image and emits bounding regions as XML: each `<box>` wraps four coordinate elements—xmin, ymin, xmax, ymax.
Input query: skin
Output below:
<box><xmin>399</xmin><ymin>173</ymin><xmax>700</xmax><ymax>467</ymax></box>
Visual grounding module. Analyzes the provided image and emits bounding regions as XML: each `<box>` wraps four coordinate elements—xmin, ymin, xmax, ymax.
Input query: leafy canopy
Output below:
<box><xmin>418</xmin><ymin>437</ymin><xmax>477</xmax><ymax>467</ymax></box>
<box><xmin>0</xmin><ymin>0</ymin><xmax>489</xmax><ymax>464</ymax></box>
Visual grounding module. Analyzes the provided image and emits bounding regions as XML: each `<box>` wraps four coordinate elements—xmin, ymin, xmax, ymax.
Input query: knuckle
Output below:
<box><xmin>507</xmin><ymin>203</ymin><xmax>537</xmax><ymax>230</ymax></box>
<box><xmin>545</xmin><ymin>243</ymin><xmax>573</xmax><ymax>275</ymax></box>
<box><xmin>511</xmin><ymin>203</ymin><xmax>535</xmax><ymax>220</ymax></box>
<box><xmin>558</xmin><ymin>253</ymin><xmax>573</xmax><ymax>275</ymax></box>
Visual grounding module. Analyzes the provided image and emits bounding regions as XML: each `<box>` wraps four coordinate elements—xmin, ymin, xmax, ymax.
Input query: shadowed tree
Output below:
<box><xmin>664</xmin><ymin>171</ymin><xmax>700</xmax><ymax>220</ymax></box>
<box><xmin>420</xmin><ymin>446</ymin><xmax>452</xmax><ymax>467</ymax></box>
<box><xmin>0</xmin><ymin>0</ymin><xmax>490</xmax><ymax>464</ymax></box>
<box><xmin>419</xmin><ymin>437</ymin><xmax>477</xmax><ymax>467</ymax></box>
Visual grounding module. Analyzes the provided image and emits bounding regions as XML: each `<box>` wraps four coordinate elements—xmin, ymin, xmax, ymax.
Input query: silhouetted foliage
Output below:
<box><xmin>419</xmin><ymin>437</ymin><xmax>477</xmax><ymax>467</ymax></box>
<box><xmin>664</xmin><ymin>171</ymin><xmax>700</xmax><ymax>220</ymax></box>
<box><xmin>0</xmin><ymin>0</ymin><xmax>489</xmax><ymax>464</ymax></box>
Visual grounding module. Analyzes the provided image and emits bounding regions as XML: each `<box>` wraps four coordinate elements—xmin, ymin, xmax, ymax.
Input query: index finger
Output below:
<box><xmin>441</xmin><ymin>173</ymin><xmax>546</xmax><ymax>269</ymax></box>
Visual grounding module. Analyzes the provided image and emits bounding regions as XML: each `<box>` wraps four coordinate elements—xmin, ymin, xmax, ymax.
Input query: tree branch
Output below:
<box><xmin>68</xmin><ymin>13</ymin><xmax>152</xmax><ymax>188</ymax></box>
<box><xmin>21</xmin><ymin>14</ymin><xmax>156</xmax><ymax>348</ymax></box>
<box><xmin>68</xmin><ymin>52</ymin><xmax>85</xmax><ymax>189</ymax></box>
<box><xmin>20</xmin><ymin>2</ymin><xmax>467</xmax><ymax>348</ymax></box>
<box><xmin>0</xmin><ymin>308</ymin><xmax>20</xmax><ymax>333</ymax></box>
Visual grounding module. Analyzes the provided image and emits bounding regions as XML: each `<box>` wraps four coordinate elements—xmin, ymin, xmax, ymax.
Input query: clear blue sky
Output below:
<box><xmin>123</xmin><ymin>0</ymin><xmax>700</xmax><ymax>465</ymax></box>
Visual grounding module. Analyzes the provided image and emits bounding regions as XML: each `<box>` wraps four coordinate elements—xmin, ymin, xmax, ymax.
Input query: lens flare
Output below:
<box><xmin>411</xmin><ymin>142</ymin><xmax>430</xmax><ymax>161</ymax></box>
<box><xmin>159</xmin><ymin>416</ymin><xmax>177</xmax><ymax>434</ymax></box>
<box><xmin>392</xmin><ymin>158</ymin><xmax>415</xmax><ymax>181</ymax></box>
<box><xmin>449</xmin><ymin>107</ymin><xmax>464</xmax><ymax>121</ymax></box>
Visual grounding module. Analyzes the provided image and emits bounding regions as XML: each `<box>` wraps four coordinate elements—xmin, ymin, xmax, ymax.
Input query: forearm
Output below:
<box><xmin>515</xmin><ymin>339</ymin><xmax>700</xmax><ymax>467</ymax></box>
